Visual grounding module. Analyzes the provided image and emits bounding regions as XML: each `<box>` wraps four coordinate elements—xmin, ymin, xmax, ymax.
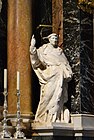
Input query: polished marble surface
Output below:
<box><xmin>63</xmin><ymin>0</ymin><xmax>94</xmax><ymax>114</ymax></box>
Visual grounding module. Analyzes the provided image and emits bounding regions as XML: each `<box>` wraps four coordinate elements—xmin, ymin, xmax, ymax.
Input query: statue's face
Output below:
<box><xmin>49</xmin><ymin>35</ymin><xmax>58</xmax><ymax>47</ymax></box>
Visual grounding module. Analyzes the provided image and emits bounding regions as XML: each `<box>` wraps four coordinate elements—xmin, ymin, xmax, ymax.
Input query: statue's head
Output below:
<box><xmin>48</xmin><ymin>33</ymin><xmax>58</xmax><ymax>47</ymax></box>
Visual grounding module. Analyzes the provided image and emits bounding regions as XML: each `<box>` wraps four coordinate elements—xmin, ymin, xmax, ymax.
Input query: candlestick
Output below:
<box><xmin>0</xmin><ymin>89</ymin><xmax>12</xmax><ymax>138</ymax></box>
<box><xmin>14</xmin><ymin>90</ymin><xmax>26</xmax><ymax>139</ymax></box>
<box><xmin>4</xmin><ymin>69</ymin><xmax>7</xmax><ymax>89</ymax></box>
<box><xmin>17</xmin><ymin>71</ymin><xmax>20</xmax><ymax>90</ymax></box>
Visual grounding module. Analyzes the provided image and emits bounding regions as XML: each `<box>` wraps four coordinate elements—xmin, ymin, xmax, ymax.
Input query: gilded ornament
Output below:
<box><xmin>78</xmin><ymin>0</ymin><xmax>94</xmax><ymax>13</ymax></box>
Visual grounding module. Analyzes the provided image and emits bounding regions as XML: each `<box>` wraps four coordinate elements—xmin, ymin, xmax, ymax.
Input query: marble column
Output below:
<box><xmin>7</xmin><ymin>0</ymin><xmax>32</xmax><ymax>117</ymax></box>
<box><xmin>80</xmin><ymin>10</ymin><xmax>94</xmax><ymax>114</ymax></box>
<box><xmin>52</xmin><ymin>0</ymin><xmax>63</xmax><ymax>47</ymax></box>
<box><xmin>63</xmin><ymin>0</ymin><xmax>94</xmax><ymax>114</ymax></box>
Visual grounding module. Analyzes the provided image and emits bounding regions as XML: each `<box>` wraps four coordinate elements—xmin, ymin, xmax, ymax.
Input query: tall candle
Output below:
<box><xmin>17</xmin><ymin>71</ymin><xmax>20</xmax><ymax>90</ymax></box>
<box><xmin>4</xmin><ymin>69</ymin><xmax>7</xmax><ymax>89</ymax></box>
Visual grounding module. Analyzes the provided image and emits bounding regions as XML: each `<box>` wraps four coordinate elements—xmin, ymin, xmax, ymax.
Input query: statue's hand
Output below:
<box><xmin>31</xmin><ymin>35</ymin><xmax>36</xmax><ymax>47</ymax></box>
<box><xmin>30</xmin><ymin>35</ymin><xmax>36</xmax><ymax>53</ymax></box>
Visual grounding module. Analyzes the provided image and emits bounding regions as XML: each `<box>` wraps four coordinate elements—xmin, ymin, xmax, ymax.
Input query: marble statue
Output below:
<box><xmin>30</xmin><ymin>33</ymin><xmax>73</xmax><ymax>124</ymax></box>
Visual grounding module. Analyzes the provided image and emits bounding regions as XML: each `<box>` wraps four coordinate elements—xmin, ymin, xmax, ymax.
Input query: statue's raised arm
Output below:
<box><xmin>30</xmin><ymin>35</ymin><xmax>41</xmax><ymax>69</ymax></box>
<box><xmin>30</xmin><ymin>35</ymin><xmax>46</xmax><ymax>69</ymax></box>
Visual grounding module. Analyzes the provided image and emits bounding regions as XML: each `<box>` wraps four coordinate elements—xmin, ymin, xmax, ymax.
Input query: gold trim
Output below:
<box><xmin>78</xmin><ymin>0</ymin><xmax>94</xmax><ymax>13</ymax></box>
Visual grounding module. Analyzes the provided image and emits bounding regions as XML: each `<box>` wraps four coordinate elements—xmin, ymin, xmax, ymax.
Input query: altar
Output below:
<box><xmin>0</xmin><ymin>0</ymin><xmax>94</xmax><ymax>140</ymax></box>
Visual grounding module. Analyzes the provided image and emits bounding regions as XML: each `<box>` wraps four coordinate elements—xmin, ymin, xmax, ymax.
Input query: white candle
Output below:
<box><xmin>17</xmin><ymin>71</ymin><xmax>20</xmax><ymax>90</ymax></box>
<box><xmin>4</xmin><ymin>69</ymin><xmax>7</xmax><ymax>89</ymax></box>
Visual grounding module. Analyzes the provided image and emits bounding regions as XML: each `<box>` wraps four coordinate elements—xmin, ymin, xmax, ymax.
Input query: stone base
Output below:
<box><xmin>71</xmin><ymin>114</ymin><xmax>94</xmax><ymax>137</ymax></box>
<box><xmin>0</xmin><ymin>114</ymin><xmax>94</xmax><ymax>139</ymax></box>
<box><xmin>32</xmin><ymin>122</ymin><xmax>74</xmax><ymax>136</ymax></box>
<box><xmin>32</xmin><ymin>114</ymin><xmax>94</xmax><ymax>140</ymax></box>
<box><xmin>32</xmin><ymin>122</ymin><xmax>74</xmax><ymax>140</ymax></box>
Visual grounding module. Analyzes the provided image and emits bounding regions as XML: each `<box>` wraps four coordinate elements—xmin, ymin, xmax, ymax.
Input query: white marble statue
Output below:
<box><xmin>30</xmin><ymin>33</ymin><xmax>73</xmax><ymax>124</ymax></box>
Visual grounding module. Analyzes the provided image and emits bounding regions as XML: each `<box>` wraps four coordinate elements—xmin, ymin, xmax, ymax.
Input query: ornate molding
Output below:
<box><xmin>78</xmin><ymin>0</ymin><xmax>94</xmax><ymax>13</ymax></box>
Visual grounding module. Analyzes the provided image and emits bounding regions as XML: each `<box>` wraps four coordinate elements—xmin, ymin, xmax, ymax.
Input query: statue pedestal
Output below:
<box><xmin>32</xmin><ymin>114</ymin><xmax>94</xmax><ymax>140</ymax></box>
<box><xmin>71</xmin><ymin>114</ymin><xmax>94</xmax><ymax>137</ymax></box>
<box><xmin>32</xmin><ymin>122</ymin><xmax>74</xmax><ymax>140</ymax></box>
<box><xmin>0</xmin><ymin>114</ymin><xmax>94</xmax><ymax>139</ymax></box>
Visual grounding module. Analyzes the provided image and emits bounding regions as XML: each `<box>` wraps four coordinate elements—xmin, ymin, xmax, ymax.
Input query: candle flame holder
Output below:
<box><xmin>0</xmin><ymin>89</ymin><xmax>12</xmax><ymax>138</ymax></box>
<box><xmin>14</xmin><ymin>90</ymin><xmax>26</xmax><ymax>139</ymax></box>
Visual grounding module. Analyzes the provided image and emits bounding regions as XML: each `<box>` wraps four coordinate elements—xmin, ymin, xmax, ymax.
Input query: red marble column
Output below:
<box><xmin>52</xmin><ymin>0</ymin><xmax>63</xmax><ymax>48</ymax></box>
<box><xmin>7</xmin><ymin>0</ymin><xmax>32</xmax><ymax>116</ymax></box>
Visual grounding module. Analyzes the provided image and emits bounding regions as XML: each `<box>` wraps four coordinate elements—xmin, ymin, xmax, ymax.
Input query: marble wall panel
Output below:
<box><xmin>63</xmin><ymin>0</ymin><xmax>80</xmax><ymax>113</ymax></box>
<box><xmin>80</xmin><ymin>11</ymin><xmax>94</xmax><ymax>113</ymax></box>
<box><xmin>63</xmin><ymin>0</ymin><xmax>94</xmax><ymax>114</ymax></box>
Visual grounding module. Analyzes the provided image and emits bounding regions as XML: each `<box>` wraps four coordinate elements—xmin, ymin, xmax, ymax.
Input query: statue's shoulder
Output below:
<box><xmin>38</xmin><ymin>43</ymin><xmax>48</xmax><ymax>52</ymax></box>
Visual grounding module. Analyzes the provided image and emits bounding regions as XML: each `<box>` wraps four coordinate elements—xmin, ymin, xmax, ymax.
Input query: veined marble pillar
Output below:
<box><xmin>7</xmin><ymin>0</ymin><xmax>32</xmax><ymax>117</ymax></box>
<box><xmin>63</xmin><ymin>0</ymin><xmax>94</xmax><ymax>114</ymax></box>
<box><xmin>52</xmin><ymin>0</ymin><xmax>63</xmax><ymax>47</ymax></box>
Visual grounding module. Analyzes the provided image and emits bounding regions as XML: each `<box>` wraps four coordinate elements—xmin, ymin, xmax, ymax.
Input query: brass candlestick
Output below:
<box><xmin>0</xmin><ymin>89</ymin><xmax>12</xmax><ymax>138</ymax></box>
<box><xmin>14</xmin><ymin>89</ymin><xmax>26</xmax><ymax>139</ymax></box>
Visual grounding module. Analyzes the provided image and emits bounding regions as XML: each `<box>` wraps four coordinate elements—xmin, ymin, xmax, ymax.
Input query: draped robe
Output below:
<box><xmin>30</xmin><ymin>43</ymin><xmax>72</xmax><ymax>122</ymax></box>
